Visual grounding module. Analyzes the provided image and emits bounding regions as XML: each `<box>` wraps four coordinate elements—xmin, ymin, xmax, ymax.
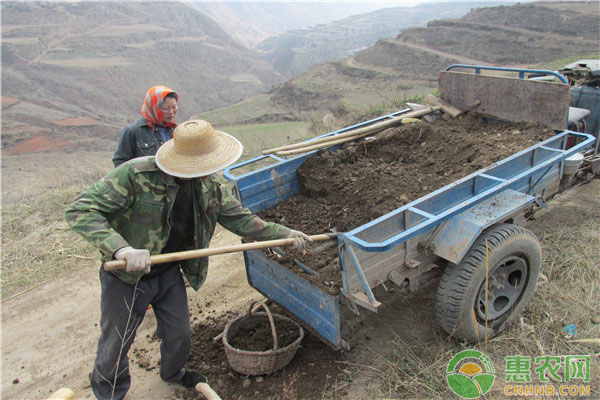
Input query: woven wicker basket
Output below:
<box><xmin>222</xmin><ymin>302</ymin><xmax>304</xmax><ymax>376</ymax></box>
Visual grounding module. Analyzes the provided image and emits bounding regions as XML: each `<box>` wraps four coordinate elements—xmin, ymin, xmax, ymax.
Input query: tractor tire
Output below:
<box><xmin>435</xmin><ymin>223</ymin><xmax>541</xmax><ymax>343</ymax></box>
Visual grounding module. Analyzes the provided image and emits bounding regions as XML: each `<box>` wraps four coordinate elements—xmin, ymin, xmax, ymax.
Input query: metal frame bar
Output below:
<box><xmin>341</xmin><ymin>242</ymin><xmax>377</xmax><ymax>304</ymax></box>
<box><xmin>341</xmin><ymin>131</ymin><xmax>594</xmax><ymax>252</ymax></box>
<box><xmin>445</xmin><ymin>64</ymin><xmax>569</xmax><ymax>84</ymax></box>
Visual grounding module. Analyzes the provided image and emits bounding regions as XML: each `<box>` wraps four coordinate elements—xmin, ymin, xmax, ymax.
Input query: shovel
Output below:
<box><xmin>196</xmin><ymin>382</ymin><xmax>222</xmax><ymax>400</ymax></box>
<box><xmin>262</xmin><ymin>106</ymin><xmax>440</xmax><ymax>156</ymax></box>
<box><xmin>102</xmin><ymin>233</ymin><xmax>338</xmax><ymax>271</ymax></box>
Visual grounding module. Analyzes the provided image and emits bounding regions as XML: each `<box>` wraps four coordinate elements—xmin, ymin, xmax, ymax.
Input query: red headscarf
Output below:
<box><xmin>140</xmin><ymin>86</ymin><xmax>179</xmax><ymax>130</ymax></box>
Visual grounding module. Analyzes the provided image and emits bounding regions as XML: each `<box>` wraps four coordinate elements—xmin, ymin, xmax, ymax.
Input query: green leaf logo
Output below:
<box><xmin>446</xmin><ymin>350</ymin><xmax>496</xmax><ymax>398</ymax></box>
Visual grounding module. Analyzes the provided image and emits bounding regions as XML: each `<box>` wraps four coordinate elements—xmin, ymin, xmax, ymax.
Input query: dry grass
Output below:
<box><xmin>223</xmin><ymin>121</ymin><xmax>312</xmax><ymax>160</ymax></box>
<box><xmin>327</xmin><ymin>181</ymin><xmax>600</xmax><ymax>399</ymax></box>
<box><xmin>1</xmin><ymin>166</ymin><xmax>109</xmax><ymax>300</ymax></box>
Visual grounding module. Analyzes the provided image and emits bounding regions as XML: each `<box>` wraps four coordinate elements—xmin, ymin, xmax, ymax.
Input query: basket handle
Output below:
<box><xmin>247</xmin><ymin>301</ymin><xmax>278</xmax><ymax>351</ymax></box>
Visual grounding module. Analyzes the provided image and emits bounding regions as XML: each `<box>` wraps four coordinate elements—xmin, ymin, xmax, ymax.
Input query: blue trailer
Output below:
<box><xmin>223</xmin><ymin>66</ymin><xmax>598</xmax><ymax>350</ymax></box>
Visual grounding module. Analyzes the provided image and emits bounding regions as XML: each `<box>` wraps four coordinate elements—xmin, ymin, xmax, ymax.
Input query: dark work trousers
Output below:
<box><xmin>91</xmin><ymin>266</ymin><xmax>191</xmax><ymax>400</ymax></box>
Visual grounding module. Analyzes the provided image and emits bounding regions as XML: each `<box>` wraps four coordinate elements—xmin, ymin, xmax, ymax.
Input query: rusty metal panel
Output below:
<box><xmin>432</xmin><ymin>189</ymin><xmax>537</xmax><ymax>264</ymax></box>
<box><xmin>342</xmin><ymin>240</ymin><xmax>407</xmax><ymax>293</ymax></box>
<box><xmin>439</xmin><ymin>71</ymin><xmax>570</xmax><ymax>130</ymax></box>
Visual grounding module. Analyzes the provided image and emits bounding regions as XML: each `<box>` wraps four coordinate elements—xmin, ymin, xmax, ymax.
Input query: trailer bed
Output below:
<box><xmin>223</xmin><ymin>66</ymin><xmax>596</xmax><ymax>349</ymax></box>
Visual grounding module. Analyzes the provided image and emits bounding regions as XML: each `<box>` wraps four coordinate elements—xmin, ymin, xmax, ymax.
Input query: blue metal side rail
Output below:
<box><xmin>445</xmin><ymin>64</ymin><xmax>569</xmax><ymax>84</ymax></box>
<box><xmin>226</xmin><ymin>129</ymin><xmax>593</xmax><ymax>350</ymax></box>
<box><xmin>341</xmin><ymin>131</ymin><xmax>595</xmax><ymax>252</ymax></box>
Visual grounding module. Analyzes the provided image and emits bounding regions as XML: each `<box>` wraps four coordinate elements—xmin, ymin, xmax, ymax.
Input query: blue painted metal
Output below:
<box><xmin>225</xmin><ymin>156</ymin><xmax>306</xmax><ymax>213</ymax></box>
<box><xmin>445</xmin><ymin>64</ymin><xmax>569</xmax><ymax>84</ymax></box>
<box><xmin>341</xmin><ymin>130</ymin><xmax>594</xmax><ymax>252</ymax></box>
<box><xmin>243</xmin><ymin>249</ymin><xmax>346</xmax><ymax>350</ymax></box>
<box><xmin>340</xmin><ymin>242</ymin><xmax>377</xmax><ymax>305</ymax></box>
<box><xmin>223</xmin><ymin>65</ymin><xmax>596</xmax><ymax>349</ymax></box>
<box><xmin>293</xmin><ymin>259</ymin><xmax>318</xmax><ymax>276</ymax></box>
<box><xmin>431</xmin><ymin>189</ymin><xmax>539</xmax><ymax>264</ymax></box>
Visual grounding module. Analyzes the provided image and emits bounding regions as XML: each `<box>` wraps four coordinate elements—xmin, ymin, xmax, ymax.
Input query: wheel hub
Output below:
<box><xmin>476</xmin><ymin>255</ymin><xmax>528</xmax><ymax>320</ymax></box>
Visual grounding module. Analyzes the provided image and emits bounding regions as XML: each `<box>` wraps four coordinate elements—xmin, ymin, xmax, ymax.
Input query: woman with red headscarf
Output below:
<box><xmin>112</xmin><ymin>86</ymin><xmax>179</xmax><ymax>167</ymax></box>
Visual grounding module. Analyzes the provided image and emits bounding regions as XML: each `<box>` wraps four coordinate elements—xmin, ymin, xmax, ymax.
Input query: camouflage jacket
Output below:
<box><xmin>65</xmin><ymin>156</ymin><xmax>291</xmax><ymax>290</ymax></box>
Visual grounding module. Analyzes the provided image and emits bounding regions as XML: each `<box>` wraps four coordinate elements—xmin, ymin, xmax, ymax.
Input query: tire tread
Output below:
<box><xmin>435</xmin><ymin>223</ymin><xmax>541</xmax><ymax>342</ymax></box>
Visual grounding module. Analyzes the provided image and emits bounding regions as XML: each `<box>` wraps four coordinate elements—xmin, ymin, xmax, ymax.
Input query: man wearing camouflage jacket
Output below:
<box><xmin>66</xmin><ymin>120</ymin><xmax>310</xmax><ymax>400</ymax></box>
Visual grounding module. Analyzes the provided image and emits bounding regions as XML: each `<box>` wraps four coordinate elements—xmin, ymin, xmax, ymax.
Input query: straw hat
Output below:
<box><xmin>155</xmin><ymin>119</ymin><xmax>243</xmax><ymax>178</ymax></box>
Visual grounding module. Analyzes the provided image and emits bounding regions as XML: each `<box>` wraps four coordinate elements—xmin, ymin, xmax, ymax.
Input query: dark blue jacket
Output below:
<box><xmin>112</xmin><ymin>118</ymin><xmax>164</xmax><ymax>167</ymax></box>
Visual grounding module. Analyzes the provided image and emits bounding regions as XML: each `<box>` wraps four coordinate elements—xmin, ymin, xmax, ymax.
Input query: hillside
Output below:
<box><xmin>200</xmin><ymin>1</ymin><xmax>599</xmax><ymax>134</ymax></box>
<box><xmin>399</xmin><ymin>3</ymin><xmax>599</xmax><ymax>65</ymax></box>
<box><xmin>190</xmin><ymin>1</ymin><xmax>405</xmax><ymax>48</ymax></box>
<box><xmin>257</xmin><ymin>2</ymin><xmax>509</xmax><ymax>78</ymax></box>
<box><xmin>2</xmin><ymin>1</ymin><xmax>599</xmax><ymax>201</ymax></box>
<box><xmin>1</xmin><ymin>1</ymin><xmax>285</xmax><ymax>154</ymax></box>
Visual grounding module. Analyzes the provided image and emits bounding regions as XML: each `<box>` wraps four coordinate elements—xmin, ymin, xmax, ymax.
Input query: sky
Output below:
<box><xmin>185</xmin><ymin>0</ymin><xmax>526</xmax><ymax>3</ymax></box>
<box><xmin>37</xmin><ymin>0</ymin><xmax>531</xmax><ymax>5</ymax></box>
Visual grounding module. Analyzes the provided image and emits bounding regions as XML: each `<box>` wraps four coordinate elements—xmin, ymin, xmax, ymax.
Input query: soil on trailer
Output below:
<box><xmin>258</xmin><ymin>112</ymin><xmax>555</xmax><ymax>294</ymax></box>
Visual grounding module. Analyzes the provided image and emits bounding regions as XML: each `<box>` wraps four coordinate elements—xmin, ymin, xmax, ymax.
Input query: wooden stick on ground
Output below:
<box><xmin>263</xmin><ymin>106</ymin><xmax>440</xmax><ymax>156</ymax></box>
<box><xmin>196</xmin><ymin>382</ymin><xmax>222</xmax><ymax>400</ymax></box>
<box><xmin>103</xmin><ymin>233</ymin><xmax>337</xmax><ymax>271</ymax></box>
<box><xmin>424</xmin><ymin>94</ymin><xmax>462</xmax><ymax>117</ymax></box>
<box><xmin>45</xmin><ymin>388</ymin><xmax>75</xmax><ymax>400</ymax></box>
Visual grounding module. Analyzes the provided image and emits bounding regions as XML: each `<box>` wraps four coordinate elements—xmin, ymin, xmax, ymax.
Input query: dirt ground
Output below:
<box><xmin>0</xmin><ymin>215</ymin><xmax>445</xmax><ymax>400</ymax></box>
<box><xmin>2</xmin><ymin>179</ymin><xmax>597</xmax><ymax>400</ymax></box>
<box><xmin>2</xmin><ymin>113</ymin><xmax>596</xmax><ymax>399</ymax></box>
<box><xmin>258</xmin><ymin>112</ymin><xmax>555</xmax><ymax>294</ymax></box>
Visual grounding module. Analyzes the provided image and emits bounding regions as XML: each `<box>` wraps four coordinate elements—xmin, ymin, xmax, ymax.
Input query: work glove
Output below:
<box><xmin>287</xmin><ymin>230</ymin><xmax>312</xmax><ymax>249</ymax></box>
<box><xmin>114</xmin><ymin>246</ymin><xmax>151</xmax><ymax>273</ymax></box>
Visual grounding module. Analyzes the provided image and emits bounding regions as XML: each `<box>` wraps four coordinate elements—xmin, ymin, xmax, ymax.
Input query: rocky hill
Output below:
<box><xmin>398</xmin><ymin>3</ymin><xmax>599</xmax><ymax>65</ymax></box>
<box><xmin>190</xmin><ymin>1</ymin><xmax>402</xmax><ymax>49</ymax></box>
<box><xmin>2</xmin><ymin>1</ymin><xmax>598</xmax><ymax>167</ymax></box>
<box><xmin>2</xmin><ymin>1</ymin><xmax>477</xmax><ymax>157</ymax></box>
<box><xmin>256</xmin><ymin>2</ymin><xmax>508</xmax><ymax>78</ymax></box>
<box><xmin>1</xmin><ymin>0</ymin><xmax>285</xmax><ymax>152</ymax></box>
<box><xmin>226</xmin><ymin>1</ymin><xmax>598</xmax><ymax>127</ymax></box>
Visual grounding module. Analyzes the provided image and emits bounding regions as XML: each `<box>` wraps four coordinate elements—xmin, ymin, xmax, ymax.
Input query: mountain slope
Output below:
<box><xmin>198</xmin><ymin>1</ymin><xmax>599</xmax><ymax>133</ymax></box>
<box><xmin>189</xmin><ymin>1</ymin><xmax>417</xmax><ymax>48</ymax></box>
<box><xmin>398</xmin><ymin>3</ymin><xmax>599</xmax><ymax>65</ymax></box>
<box><xmin>257</xmin><ymin>2</ymin><xmax>509</xmax><ymax>78</ymax></box>
<box><xmin>1</xmin><ymin>0</ymin><xmax>285</xmax><ymax>136</ymax></box>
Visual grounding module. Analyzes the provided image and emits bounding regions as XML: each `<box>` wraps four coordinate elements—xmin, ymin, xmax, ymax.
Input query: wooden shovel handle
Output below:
<box><xmin>102</xmin><ymin>233</ymin><xmax>337</xmax><ymax>271</ymax></box>
<box><xmin>45</xmin><ymin>388</ymin><xmax>75</xmax><ymax>400</ymax></box>
<box><xmin>424</xmin><ymin>94</ymin><xmax>462</xmax><ymax>117</ymax></box>
<box><xmin>195</xmin><ymin>382</ymin><xmax>222</xmax><ymax>400</ymax></box>
<box><xmin>263</xmin><ymin>106</ymin><xmax>440</xmax><ymax>155</ymax></box>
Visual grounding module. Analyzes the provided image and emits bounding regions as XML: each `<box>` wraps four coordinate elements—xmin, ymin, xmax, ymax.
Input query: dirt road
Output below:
<box><xmin>2</xmin><ymin>180</ymin><xmax>598</xmax><ymax>399</ymax></box>
<box><xmin>1</xmin><ymin>226</ymin><xmax>262</xmax><ymax>400</ymax></box>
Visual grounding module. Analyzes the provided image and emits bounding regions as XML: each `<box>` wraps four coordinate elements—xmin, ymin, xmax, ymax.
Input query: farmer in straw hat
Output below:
<box><xmin>66</xmin><ymin>120</ymin><xmax>311</xmax><ymax>400</ymax></box>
